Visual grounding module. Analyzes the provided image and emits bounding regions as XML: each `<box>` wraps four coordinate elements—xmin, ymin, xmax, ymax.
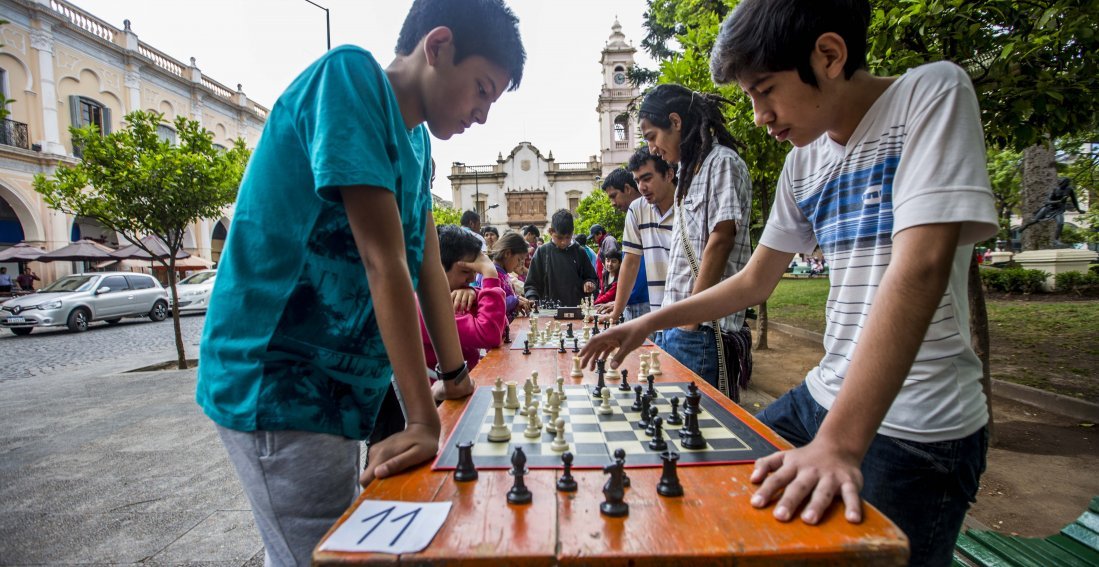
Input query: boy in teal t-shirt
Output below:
<box><xmin>196</xmin><ymin>0</ymin><xmax>525</xmax><ymax>562</ymax></box>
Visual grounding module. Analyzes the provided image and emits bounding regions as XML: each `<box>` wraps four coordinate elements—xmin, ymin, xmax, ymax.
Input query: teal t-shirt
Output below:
<box><xmin>196</xmin><ymin>46</ymin><xmax>432</xmax><ymax>440</ymax></box>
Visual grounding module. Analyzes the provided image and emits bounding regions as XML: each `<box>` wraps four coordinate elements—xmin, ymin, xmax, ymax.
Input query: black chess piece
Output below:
<box><xmin>681</xmin><ymin>383</ymin><xmax>706</xmax><ymax>450</ymax></box>
<box><xmin>657</xmin><ymin>451</ymin><xmax>684</xmax><ymax>497</ymax></box>
<box><xmin>648</xmin><ymin>417</ymin><xmax>668</xmax><ymax>451</ymax></box>
<box><xmin>573</xmin><ymin>337</ymin><xmax>580</xmax><ymax>353</ymax></box>
<box><xmin>644</xmin><ymin>406</ymin><xmax>659</xmax><ymax>437</ymax></box>
<box><xmin>667</xmin><ymin>396</ymin><xmax>683</xmax><ymax>426</ymax></box>
<box><xmin>556</xmin><ymin>451</ymin><xmax>578</xmax><ymax>492</ymax></box>
<box><xmin>603</xmin><ymin>318</ymin><xmax>610</xmax><ymax>330</ymax></box>
<box><xmin>615</xmin><ymin>448</ymin><xmax>633</xmax><ymax>487</ymax></box>
<box><xmin>566</xmin><ymin>323</ymin><xmax>574</xmax><ymax>338</ymax></box>
<box><xmin>503</xmin><ymin>326</ymin><xmax>511</xmax><ymax>344</ymax></box>
<box><xmin>638</xmin><ymin>394</ymin><xmax>653</xmax><ymax>429</ymax></box>
<box><xmin>646</xmin><ymin>374</ymin><xmax>657</xmax><ymax>398</ymax></box>
<box><xmin>507</xmin><ymin>447</ymin><xmax>532</xmax><ymax>504</ymax></box>
<box><xmin>558</xmin><ymin>338</ymin><xmax>566</xmax><ymax>353</ymax></box>
<box><xmin>454</xmin><ymin>441</ymin><xmax>478</xmax><ymax>482</ymax></box>
<box><xmin>522</xmin><ymin>339</ymin><xmax>530</xmax><ymax>355</ymax></box>
<box><xmin>619</xmin><ymin>368</ymin><xmax>630</xmax><ymax>391</ymax></box>
<box><xmin>630</xmin><ymin>385</ymin><xmax>643</xmax><ymax>411</ymax></box>
<box><xmin>593</xmin><ymin>359</ymin><xmax>607</xmax><ymax>396</ymax></box>
<box><xmin>592</xmin><ymin>322</ymin><xmax>600</xmax><ymax>336</ymax></box>
<box><xmin>600</xmin><ymin>460</ymin><xmax>629</xmax><ymax>517</ymax></box>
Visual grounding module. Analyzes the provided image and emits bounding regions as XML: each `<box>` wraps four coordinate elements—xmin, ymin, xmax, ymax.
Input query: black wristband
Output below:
<box><xmin>436</xmin><ymin>361</ymin><xmax>469</xmax><ymax>382</ymax></box>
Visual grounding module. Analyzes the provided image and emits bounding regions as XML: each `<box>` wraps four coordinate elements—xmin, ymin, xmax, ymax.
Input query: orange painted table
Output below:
<box><xmin>315</xmin><ymin>321</ymin><xmax>909</xmax><ymax>565</ymax></box>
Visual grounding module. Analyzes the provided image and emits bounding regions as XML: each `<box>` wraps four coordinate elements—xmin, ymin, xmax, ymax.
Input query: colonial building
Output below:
<box><xmin>0</xmin><ymin>0</ymin><xmax>266</xmax><ymax>279</ymax></box>
<box><xmin>448</xmin><ymin>21</ymin><xmax>641</xmax><ymax>231</ymax></box>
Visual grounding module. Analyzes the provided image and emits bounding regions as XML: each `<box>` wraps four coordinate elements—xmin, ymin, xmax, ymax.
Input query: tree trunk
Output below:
<box><xmin>756</xmin><ymin>301</ymin><xmax>769</xmax><ymax>350</ymax></box>
<box><xmin>167</xmin><ymin>257</ymin><xmax>187</xmax><ymax>370</ymax></box>
<box><xmin>1020</xmin><ymin>143</ymin><xmax>1058</xmax><ymax>250</ymax></box>
<box><xmin>967</xmin><ymin>255</ymin><xmax>995</xmax><ymax>445</ymax></box>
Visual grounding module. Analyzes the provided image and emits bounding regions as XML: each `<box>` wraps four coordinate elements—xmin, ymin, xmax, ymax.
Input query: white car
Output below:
<box><xmin>171</xmin><ymin>270</ymin><xmax>216</xmax><ymax>313</ymax></box>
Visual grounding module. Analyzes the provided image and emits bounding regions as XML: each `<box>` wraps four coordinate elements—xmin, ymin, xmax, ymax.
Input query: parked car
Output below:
<box><xmin>170</xmin><ymin>269</ymin><xmax>216</xmax><ymax>314</ymax></box>
<box><xmin>0</xmin><ymin>272</ymin><xmax>169</xmax><ymax>336</ymax></box>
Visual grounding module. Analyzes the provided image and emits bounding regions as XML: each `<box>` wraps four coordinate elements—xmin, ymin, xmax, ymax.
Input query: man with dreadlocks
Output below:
<box><xmin>631</xmin><ymin>83</ymin><xmax>754</xmax><ymax>401</ymax></box>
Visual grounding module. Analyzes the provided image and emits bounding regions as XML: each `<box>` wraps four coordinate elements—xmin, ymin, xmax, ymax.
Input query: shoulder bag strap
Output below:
<box><xmin>676</xmin><ymin>201</ymin><xmax>731</xmax><ymax>398</ymax></box>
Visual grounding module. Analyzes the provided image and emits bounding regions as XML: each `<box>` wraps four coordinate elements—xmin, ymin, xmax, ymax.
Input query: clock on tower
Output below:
<box><xmin>613</xmin><ymin>71</ymin><xmax>626</xmax><ymax>85</ymax></box>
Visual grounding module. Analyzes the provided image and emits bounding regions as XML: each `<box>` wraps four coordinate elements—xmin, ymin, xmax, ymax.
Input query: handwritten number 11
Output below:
<box><xmin>358</xmin><ymin>505</ymin><xmax>423</xmax><ymax>546</ymax></box>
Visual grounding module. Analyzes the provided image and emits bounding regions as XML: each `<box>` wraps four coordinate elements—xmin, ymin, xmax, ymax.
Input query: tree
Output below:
<box><xmin>34</xmin><ymin>111</ymin><xmax>250</xmax><ymax>369</ymax></box>
<box><xmin>432</xmin><ymin>203</ymin><xmax>462</xmax><ymax>227</ymax></box>
<box><xmin>987</xmin><ymin>147</ymin><xmax>1023</xmax><ymax>241</ymax></box>
<box><xmin>574</xmin><ymin>189</ymin><xmax>624</xmax><ymax>242</ymax></box>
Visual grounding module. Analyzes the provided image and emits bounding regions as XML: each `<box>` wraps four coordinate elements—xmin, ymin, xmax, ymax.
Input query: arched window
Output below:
<box><xmin>68</xmin><ymin>96</ymin><xmax>110</xmax><ymax>157</ymax></box>
<box><xmin>156</xmin><ymin>123</ymin><xmax>177</xmax><ymax>145</ymax></box>
<box><xmin>614</xmin><ymin>114</ymin><xmax>628</xmax><ymax>142</ymax></box>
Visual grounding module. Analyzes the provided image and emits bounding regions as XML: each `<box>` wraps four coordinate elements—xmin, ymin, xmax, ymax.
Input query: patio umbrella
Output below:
<box><xmin>0</xmin><ymin>242</ymin><xmax>47</xmax><ymax>262</ymax></box>
<box><xmin>110</xmin><ymin>235</ymin><xmax>189</xmax><ymax>261</ymax></box>
<box><xmin>37</xmin><ymin>239</ymin><xmax>117</xmax><ymax>262</ymax></box>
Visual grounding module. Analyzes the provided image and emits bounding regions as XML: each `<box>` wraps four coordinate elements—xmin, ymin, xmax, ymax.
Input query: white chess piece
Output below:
<box><xmin>505</xmin><ymin>381</ymin><xmax>520</xmax><ymax>410</ymax></box>
<box><xmin>543</xmin><ymin>388</ymin><xmax>553</xmax><ymax>414</ymax></box>
<box><xmin>571</xmin><ymin>356</ymin><xmax>584</xmax><ymax>378</ymax></box>
<box><xmin>546</xmin><ymin>392</ymin><xmax>559</xmax><ymax>433</ymax></box>
<box><xmin>524</xmin><ymin>406</ymin><xmax>541</xmax><ymax>438</ymax></box>
<box><xmin>531</xmin><ymin>371</ymin><xmax>541</xmax><ymax>394</ymax></box>
<box><xmin>598</xmin><ymin>387</ymin><xmax>614</xmax><ymax>415</ymax></box>
<box><xmin>556</xmin><ymin>375</ymin><xmax>566</xmax><ymax>401</ymax></box>
<box><xmin>650</xmin><ymin>352</ymin><xmax>662</xmax><ymax>375</ymax></box>
<box><xmin>520</xmin><ymin>379</ymin><xmax>533</xmax><ymax>416</ymax></box>
<box><xmin>551</xmin><ymin>418</ymin><xmax>569</xmax><ymax>452</ymax></box>
<box><xmin>487</xmin><ymin>388</ymin><xmax>512</xmax><ymax>442</ymax></box>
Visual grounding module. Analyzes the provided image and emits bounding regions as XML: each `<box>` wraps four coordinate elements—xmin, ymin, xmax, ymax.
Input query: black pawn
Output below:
<box><xmin>522</xmin><ymin>339</ymin><xmax>530</xmax><ymax>355</ymax></box>
<box><xmin>618</xmin><ymin>368</ymin><xmax>631</xmax><ymax>391</ymax></box>
<box><xmin>667</xmin><ymin>396</ymin><xmax>683</xmax><ymax>426</ymax></box>
<box><xmin>657</xmin><ymin>451</ymin><xmax>684</xmax><ymax>497</ymax></box>
<box><xmin>507</xmin><ymin>447</ymin><xmax>532</xmax><ymax>504</ymax></box>
<box><xmin>648</xmin><ymin>417</ymin><xmax>668</xmax><ymax>451</ymax></box>
<box><xmin>646</xmin><ymin>374</ymin><xmax>657</xmax><ymax>398</ymax></box>
<box><xmin>645</xmin><ymin>406</ymin><xmax>659</xmax><ymax>437</ymax></box>
<box><xmin>638</xmin><ymin>394</ymin><xmax>653</xmax><ymax>429</ymax></box>
<box><xmin>600</xmin><ymin>460</ymin><xmax>629</xmax><ymax>517</ymax></box>
<box><xmin>613</xmin><ymin>448</ymin><xmax>631</xmax><ymax>487</ymax></box>
<box><xmin>573</xmin><ymin>338</ymin><xmax>580</xmax><ymax>353</ymax></box>
<box><xmin>558</xmin><ymin>338</ymin><xmax>566</xmax><ymax>353</ymax></box>
<box><xmin>454</xmin><ymin>441</ymin><xmax>478</xmax><ymax>482</ymax></box>
<box><xmin>503</xmin><ymin>326</ymin><xmax>511</xmax><ymax>344</ymax></box>
<box><xmin>630</xmin><ymin>385</ymin><xmax>643</xmax><ymax>411</ymax></box>
<box><xmin>556</xmin><ymin>451</ymin><xmax>577</xmax><ymax>492</ymax></box>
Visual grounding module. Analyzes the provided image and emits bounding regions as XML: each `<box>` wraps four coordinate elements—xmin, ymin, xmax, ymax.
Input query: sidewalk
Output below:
<box><xmin>0</xmin><ymin>364</ymin><xmax>263</xmax><ymax>565</ymax></box>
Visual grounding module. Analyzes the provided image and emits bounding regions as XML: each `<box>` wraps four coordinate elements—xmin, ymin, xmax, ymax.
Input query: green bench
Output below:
<box><xmin>953</xmin><ymin>496</ymin><xmax>1099</xmax><ymax>566</ymax></box>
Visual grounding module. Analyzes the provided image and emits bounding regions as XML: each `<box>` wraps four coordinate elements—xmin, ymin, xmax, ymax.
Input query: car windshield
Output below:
<box><xmin>40</xmin><ymin>275</ymin><xmax>97</xmax><ymax>293</ymax></box>
<box><xmin>179</xmin><ymin>272</ymin><xmax>216</xmax><ymax>285</ymax></box>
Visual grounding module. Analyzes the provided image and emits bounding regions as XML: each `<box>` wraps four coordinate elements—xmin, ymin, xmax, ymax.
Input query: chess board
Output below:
<box><xmin>433</xmin><ymin>382</ymin><xmax>778</xmax><ymax>470</ymax></box>
<box><xmin>508</xmin><ymin>330</ymin><xmax>653</xmax><ymax>350</ymax></box>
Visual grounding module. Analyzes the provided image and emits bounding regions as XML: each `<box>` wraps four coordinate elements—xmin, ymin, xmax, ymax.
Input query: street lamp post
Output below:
<box><xmin>303</xmin><ymin>0</ymin><xmax>331</xmax><ymax>51</ymax></box>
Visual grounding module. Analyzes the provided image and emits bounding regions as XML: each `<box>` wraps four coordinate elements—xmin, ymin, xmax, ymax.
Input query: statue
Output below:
<box><xmin>1019</xmin><ymin>177</ymin><xmax>1084</xmax><ymax>246</ymax></box>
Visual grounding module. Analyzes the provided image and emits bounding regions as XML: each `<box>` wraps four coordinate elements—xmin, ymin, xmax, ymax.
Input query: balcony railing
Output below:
<box><xmin>0</xmin><ymin>119</ymin><xmax>30</xmax><ymax>150</ymax></box>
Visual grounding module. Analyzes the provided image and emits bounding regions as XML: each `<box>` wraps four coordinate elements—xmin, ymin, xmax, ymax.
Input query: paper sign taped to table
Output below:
<box><xmin>320</xmin><ymin>500</ymin><xmax>452</xmax><ymax>554</ymax></box>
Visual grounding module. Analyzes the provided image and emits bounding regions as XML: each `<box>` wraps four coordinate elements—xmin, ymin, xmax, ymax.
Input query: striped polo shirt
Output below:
<box><xmin>621</xmin><ymin>197</ymin><xmax>674</xmax><ymax>311</ymax></box>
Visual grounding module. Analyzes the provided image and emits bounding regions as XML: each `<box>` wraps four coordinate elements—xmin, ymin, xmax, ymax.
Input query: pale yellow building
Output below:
<box><xmin>0</xmin><ymin>0</ymin><xmax>266</xmax><ymax>281</ymax></box>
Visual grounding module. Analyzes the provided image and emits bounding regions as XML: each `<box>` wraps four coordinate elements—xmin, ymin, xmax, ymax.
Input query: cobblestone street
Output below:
<box><xmin>0</xmin><ymin>313</ymin><xmax>206</xmax><ymax>381</ymax></box>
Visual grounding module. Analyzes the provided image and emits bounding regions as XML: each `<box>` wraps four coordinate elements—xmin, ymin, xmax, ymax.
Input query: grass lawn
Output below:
<box><xmin>764</xmin><ymin>278</ymin><xmax>1099</xmax><ymax>401</ymax></box>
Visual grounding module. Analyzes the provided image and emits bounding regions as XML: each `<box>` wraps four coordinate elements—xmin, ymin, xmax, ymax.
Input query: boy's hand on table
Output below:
<box><xmin>432</xmin><ymin>375</ymin><xmax>475</xmax><ymax>401</ymax></box>
<box><xmin>579</xmin><ymin>318</ymin><xmax>648</xmax><ymax>370</ymax></box>
<box><xmin>451</xmin><ymin>288</ymin><xmax>476</xmax><ymax>314</ymax></box>
<box><xmin>361</xmin><ymin>422</ymin><xmax>440</xmax><ymax>486</ymax></box>
<box><xmin>749</xmin><ymin>437</ymin><xmax>864</xmax><ymax>525</ymax></box>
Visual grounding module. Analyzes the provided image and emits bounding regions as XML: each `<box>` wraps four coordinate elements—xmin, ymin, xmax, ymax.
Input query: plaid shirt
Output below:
<box><xmin>663</xmin><ymin>144</ymin><xmax>753</xmax><ymax>331</ymax></box>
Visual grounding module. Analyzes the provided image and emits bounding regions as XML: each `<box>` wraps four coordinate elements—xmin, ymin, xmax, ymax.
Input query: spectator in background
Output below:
<box><xmin>589</xmin><ymin>224</ymin><xmax>618</xmax><ymax>263</ymax></box>
<box><xmin>481</xmin><ymin>226</ymin><xmax>499</xmax><ymax>249</ymax></box>
<box><xmin>574</xmin><ymin>234</ymin><xmax>598</xmax><ymax>271</ymax></box>
<box><xmin>595</xmin><ymin>249</ymin><xmax>622</xmax><ymax>305</ymax></box>
<box><xmin>599</xmin><ymin>167</ymin><xmax>651</xmax><ymax>322</ymax></box>
<box><xmin>490</xmin><ymin>232</ymin><xmax>533</xmax><ymax>320</ymax></box>
<box><xmin>15</xmin><ymin>268</ymin><xmax>40</xmax><ymax>291</ymax></box>
<box><xmin>524</xmin><ymin>209</ymin><xmax>598</xmax><ymax>306</ymax></box>
<box><xmin>0</xmin><ymin>267</ymin><xmax>11</xmax><ymax>294</ymax></box>
<box><xmin>461</xmin><ymin>210</ymin><xmax>487</xmax><ymax>252</ymax></box>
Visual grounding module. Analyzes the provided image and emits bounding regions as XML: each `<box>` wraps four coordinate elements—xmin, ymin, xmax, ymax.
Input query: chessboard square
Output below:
<box><xmin>600</xmin><ymin>422</ymin><xmax>633</xmax><ymax>432</ymax></box>
<box><xmin>670</xmin><ymin>439</ymin><xmax>709</xmax><ymax>452</ymax></box>
<box><xmin>565</xmin><ymin>400</ymin><xmax>593</xmax><ymax>409</ymax></box>
<box><xmin>697</xmin><ymin>419</ymin><xmax>722</xmax><ymax>429</ymax></box>
<box><xmin>699</xmin><ymin>427</ymin><xmax>735</xmax><ymax>439</ymax></box>
<box><xmin>607</xmin><ymin>441</ymin><xmax>647</xmax><ymax>455</ymax></box>
<box><xmin>471</xmin><ymin>442</ymin><xmax>510</xmax><ymax>456</ymax></box>
<box><xmin>706</xmin><ymin>437</ymin><xmax>750</xmax><ymax>451</ymax></box>
<box><xmin>572</xmin><ymin>432</ymin><xmax>605</xmax><ymax>444</ymax></box>
<box><xmin>571</xmin><ymin>415</ymin><xmax>599</xmax><ymax>424</ymax></box>
<box><xmin>569</xmin><ymin>406</ymin><xmax>596</xmax><ymax>415</ymax></box>
<box><xmin>598</xmin><ymin>413</ymin><xmax>628</xmax><ymax>422</ymax></box>
<box><xmin>573</xmin><ymin>443</ymin><xmax>609</xmax><ymax>457</ymax></box>
<box><xmin>571</xmin><ymin>423</ymin><xmax>600</xmax><ymax>433</ymax></box>
<box><xmin>655</xmin><ymin>385</ymin><xmax>683</xmax><ymax>393</ymax></box>
<box><xmin>604</xmin><ymin>430</ymin><xmax>640</xmax><ymax>442</ymax></box>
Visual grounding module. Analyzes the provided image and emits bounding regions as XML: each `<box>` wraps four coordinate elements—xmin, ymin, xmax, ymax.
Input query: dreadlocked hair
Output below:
<box><xmin>638</xmin><ymin>84</ymin><xmax>744</xmax><ymax>204</ymax></box>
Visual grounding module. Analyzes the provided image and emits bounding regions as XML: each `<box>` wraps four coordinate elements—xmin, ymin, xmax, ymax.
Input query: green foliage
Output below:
<box><xmin>575</xmin><ymin>190</ymin><xmax>624</xmax><ymax>241</ymax></box>
<box><xmin>1054</xmin><ymin>270</ymin><xmax>1099</xmax><ymax>293</ymax></box>
<box><xmin>987</xmin><ymin>146</ymin><xmax>1023</xmax><ymax>240</ymax></box>
<box><xmin>980</xmin><ymin>266</ymin><xmax>1050</xmax><ymax>294</ymax></box>
<box><xmin>432</xmin><ymin>203</ymin><xmax>462</xmax><ymax>227</ymax></box>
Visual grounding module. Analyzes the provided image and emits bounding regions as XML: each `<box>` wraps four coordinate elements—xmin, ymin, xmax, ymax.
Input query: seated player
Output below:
<box><xmin>524</xmin><ymin>209</ymin><xmax>598</xmax><ymax>307</ymax></box>
<box><xmin>595</xmin><ymin>249</ymin><xmax>622</xmax><ymax>305</ymax></box>
<box><xmin>490</xmin><ymin>231</ymin><xmax>533</xmax><ymax>320</ymax></box>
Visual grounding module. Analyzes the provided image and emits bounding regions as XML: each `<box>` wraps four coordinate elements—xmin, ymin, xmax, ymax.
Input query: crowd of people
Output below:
<box><xmin>192</xmin><ymin>0</ymin><xmax>1000</xmax><ymax>564</ymax></box>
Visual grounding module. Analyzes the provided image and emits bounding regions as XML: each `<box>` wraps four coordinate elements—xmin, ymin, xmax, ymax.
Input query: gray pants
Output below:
<box><xmin>216</xmin><ymin>424</ymin><xmax>361</xmax><ymax>567</ymax></box>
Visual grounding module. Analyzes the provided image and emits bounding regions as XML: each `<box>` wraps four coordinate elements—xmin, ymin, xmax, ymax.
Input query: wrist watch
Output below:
<box><xmin>435</xmin><ymin>361</ymin><xmax>469</xmax><ymax>383</ymax></box>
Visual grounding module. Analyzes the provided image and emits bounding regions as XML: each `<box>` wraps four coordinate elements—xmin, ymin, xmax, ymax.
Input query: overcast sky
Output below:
<box><xmin>80</xmin><ymin>0</ymin><xmax>658</xmax><ymax>201</ymax></box>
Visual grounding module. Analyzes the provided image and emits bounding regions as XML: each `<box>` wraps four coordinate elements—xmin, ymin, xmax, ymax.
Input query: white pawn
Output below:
<box><xmin>520</xmin><ymin>378</ymin><xmax>533</xmax><ymax>416</ymax></box>
<box><xmin>606</xmin><ymin>364</ymin><xmax>621</xmax><ymax>383</ymax></box>
<box><xmin>530</xmin><ymin>400</ymin><xmax>541</xmax><ymax>429</ymax></box>
<box><xmin>571</xmin><ymin>356</ymin><xmax>584</xmax><ymax>378</ymax></box>
<box><xmin>531</xmin><ymin>371</ymin><xmax>541</xmax><ymax>394</ymax></box>
<box><xmin>505</xmin><ymin>381</ymin><xmax>520</xmax><ymax>410</ymax></box>
<box><xmin>650</xmin><ymin>352</ymin><xmax>663</xmax><ymax>376</ymax></box>
<box><xmin>524</xmin><ymin>406</ymin><xmax>541</xmax><ymax>438</ymax></box>
<box><xmin>639</xmin><ymin>360</ymin><xmax>650</xmax><ymax>381</ymax></box>
<box><xmin>546</xmin><ymin>392</ymin><xmax>560</xmax><ymax>433</ymax></box>
<box><xmin>556</xmin><ymin>375</ymin><xmax>567</xmax><ymax>401</ymax></box>
<box><xmin>543</xmin><ymin>388</ymin><xmax>554</xmax><ymax>414</ymax></box>
<box><xmin>598</xmin><ymin>387</ymin><xmax>614</xmax><ymax>415</ymax></box>
<box><xmin>551</xmin><ymin>418</ymin><xmax>569</xmax><ymax>452</ymax></box>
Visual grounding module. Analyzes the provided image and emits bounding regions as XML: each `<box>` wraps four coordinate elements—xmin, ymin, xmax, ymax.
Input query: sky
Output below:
<box><xmin>79</xmin><ymin>0</ymin><xmax>659</xmax><ymax>201</ymax></box>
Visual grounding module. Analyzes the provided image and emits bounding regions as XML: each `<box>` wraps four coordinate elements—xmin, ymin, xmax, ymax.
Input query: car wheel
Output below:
<box><xmin>10</xmin><ymin>327</ymin><xmax>32</xmax><ymax>336</ymax></box>
<box><xmin>104</xmin><ymin>318</ymin><xmax>122</xmax><ymax>325</ymax></box>
<box><xmin>149</xmin><ymin>301</ymin><xmax>168</xmax><ymax>322</ymax></box>
<box><xmin>67</xmin><ymin>308</ymin><xmax>90</xmax><ymax>332</ymax></box>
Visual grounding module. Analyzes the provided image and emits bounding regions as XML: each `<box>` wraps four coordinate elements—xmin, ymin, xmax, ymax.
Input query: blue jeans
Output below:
<box><xmin>656</xmin><ymin>326</ymin><xmax>718</xmax><ymax>388</ymax></box>
<box><xmin>755</xmin><ymin>383</ymin><xmax>988</xmax><ymax>567</ymax></box>
<box><xmin>623</xmin><ymin>301</ymin><xmax>650</xmax><ymax>322</ymax></box>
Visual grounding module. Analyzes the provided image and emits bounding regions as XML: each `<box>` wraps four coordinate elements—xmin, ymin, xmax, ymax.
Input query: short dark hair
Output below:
<box><xmin>550</xmin><ymin>209</ymin><xmax>574</xmax><ymax>236</ymax></box>
<box><xmin>604</xmin><ymin>249</ymin><xmax>622</xmax><ymax>262</ymax></box>
<box><xmin>481</xmin><ymin>225</ymin><xmax>499</xmax><ymax>237</ymax></box>
<box><xmin>627</xmin><ymin>146</ymin><xmax>672</xmax><ymax>176</ymax></box>
<box><xmin>521</xmin><ymin>224</ymin><xmax>540</xmax><ymax>238</ymax></box>
<box><xmin>460</xmin><ymin>210</ymin><xmax>480</xmax><ymax>227</ymax></box>
<box><xmin>710</xmin><ymin>0</ymin><xmax>871</xmax><ymax>87</ymax></box>
<box><xmin>574</xmin><ymin>234</ymin><xmax>589</xmax><ymax>246</ymax></box>
<box><xmin>437</xmin><ymin>224</ymin><xmax>482</xmax><ymax>271</ymax></box>
<box><xmin>395</xmin><ymin>0</ymin><xmax>526</xmax><ymax>91</ymax></box>
<box><xmin>601</xmin><ymin>168</ymin><xmax>637</xmax><ymax>192</ymax></box>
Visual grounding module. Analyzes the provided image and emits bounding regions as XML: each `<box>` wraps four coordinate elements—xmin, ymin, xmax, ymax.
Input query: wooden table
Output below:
<box><xmin>315</xmin><ymin>321</ymin><xmax>909</xmax><ymax>565</ymax></box>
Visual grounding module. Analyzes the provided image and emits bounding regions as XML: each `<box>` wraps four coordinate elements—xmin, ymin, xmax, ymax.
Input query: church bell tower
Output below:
<box><xmin>597</xmin><ymin>20</ymin><xmax>640</xmax><ymax>177</ymax></box>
